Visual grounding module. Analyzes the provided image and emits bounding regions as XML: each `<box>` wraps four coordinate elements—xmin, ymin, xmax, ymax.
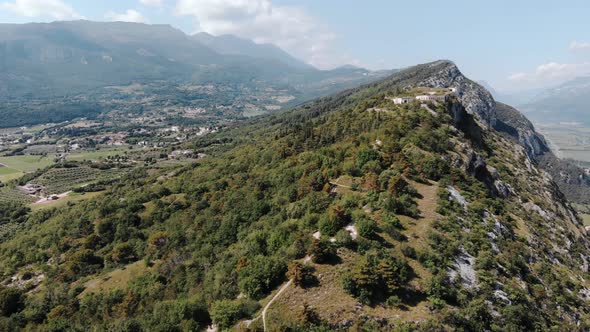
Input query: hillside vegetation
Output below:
<box><xmin>0</xmin><ymin>62</ymin><xmax>588</xmax><ymax>331</ymax></box>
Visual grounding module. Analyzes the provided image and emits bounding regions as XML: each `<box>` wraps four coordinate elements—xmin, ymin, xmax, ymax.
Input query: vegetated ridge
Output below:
<box><xmin>0</xmin><ymin>61</ymin><xmax>588</xmax><ymax>331</ymax></box>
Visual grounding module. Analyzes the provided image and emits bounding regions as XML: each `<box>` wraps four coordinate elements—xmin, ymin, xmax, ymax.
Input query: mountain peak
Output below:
<box><xmin>378</xmin><ymin>60</ymin><xmax>496</xmax><ymax>126</ymax></box>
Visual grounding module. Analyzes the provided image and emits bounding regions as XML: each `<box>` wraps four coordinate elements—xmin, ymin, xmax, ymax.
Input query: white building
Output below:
<box><xmin>392</xmin><ymin>97</ymin><xmax>412</xmax><ymax>105</ymax></box>
<box><xmin>415</xmin><ymin>95</ymin><xmax>447</xmax><ymax>102</ymax></box>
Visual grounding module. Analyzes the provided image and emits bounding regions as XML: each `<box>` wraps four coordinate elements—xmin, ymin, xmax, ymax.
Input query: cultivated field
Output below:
<box><xmin>0</xmin><ymin>155</ymin><xmax>54</xmax><ymax>173</ymax></box>
<box><xmin>536</xmin><ymin>123</ymin><xmax>590</xmax><ymax>164</ymax></box>
<box><xmin>31</xmin><ymin>166</ymin><xmax>123</xmax><ymax>195</ymax></box>
<box><xmin>0</xmin><ymin>166</ymin><xmax>22</xmax><ymax>182</ymax></box>
<box><xmin>0</xmin><ymin>147</ymin><xmax>129</xmax><ymax>183</ymax></box>
<box><xmin>0</xmin><ymin>188</ymin><xmax>37</xmax><ymax>205</ymax></box>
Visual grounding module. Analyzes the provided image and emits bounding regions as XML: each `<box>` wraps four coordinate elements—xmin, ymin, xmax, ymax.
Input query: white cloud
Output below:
<box><xmin>0</xmin><ymin>0</ymin><xmax>82</xmax><ymax>20</ymax></box>
<box><xmin>570</xmin><ymin>41</ymin><xmax>590</xmax><ymax>52</ymax></box>
<box><xmin>508</xmin><ymin>61</ymin><xmax>590</xmax><ymax>87</ymax></box>
<box><xmin>139</xmin><ymin>0</ymin><xmax>162</xmax><ymax>6</ymax></box>
<box><xmin>105</xmin><ymin>9</ymin><xmax>147</xmax><ymax>23</ymax></box>
<box><xmin>174</xmin><ymin>0</ymin><xmax>357</xmax><ymax>69</ymax></box>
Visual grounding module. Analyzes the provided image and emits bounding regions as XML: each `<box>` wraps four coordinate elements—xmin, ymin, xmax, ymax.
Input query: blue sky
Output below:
<box><xmin>1</xmin><ymin>0</ymin><xmax>590</xmax><ymax>92</ymax></box>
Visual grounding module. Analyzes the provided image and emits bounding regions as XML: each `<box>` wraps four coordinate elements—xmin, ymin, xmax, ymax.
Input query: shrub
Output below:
<box><xmin>309</xmin><ymin>239</ymin><xmax>337</xmax><ymax>264</ymax></box>
<box><xmin>110</xmin><ymin>242</ymin><xmax>135</xmax><ymax>264</ymax></box>
<box><xmin>287</xmin><ymin>262</ymin><xmax>316</xmax><ymax>287</ymax></box>
<box><xmin>386</xmin><ymin>295</ymin><xmax>402</xmax><ymax>308</ymax></box>
<box><xmin>401</xmin><ymin>245</ymin><xmax>417</xmax><ymax>259</ymax></box>
<box><xmin>238</xmin><ymin>256</ymin><xmax>287</xmax><ymax>299</ymax></box>
<box><xmin>0</xmin><ymin>287</ymin><xmax>23</xmax><ymax>317</ymax></box>
<box><xmin>356</xmin><ymin>218</ymin><xmax>377</xmax><ymax>239</ymax></box>
<box><xmin>210</xmin><ymin>300</ymin><xmax>242</xmax><ymax>330</ymax></box>
<box><xmin>342</xmin><ymin>251</ymin><xmax>411</xmax><ymax>304</ymax></box>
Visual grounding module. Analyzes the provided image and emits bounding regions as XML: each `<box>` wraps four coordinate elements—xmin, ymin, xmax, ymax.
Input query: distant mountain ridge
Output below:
<box><xmin>0</xmin><ymin>20</ymin><xmax>386</xmax><ymax>99</ymax></box>
<box><xmin>0</xmin><ymin>20</ymin><xmax>394</xmax><ymax>127</ymax></box>
<box><xmin>520</xmin><ymin>76</ymin><xmax>590</xmax><ymax>126</ymax></box>
<box><xmin>193</xmin><ymin>32</ymin><xmax>314</xmax><ymax>70</ymax></box>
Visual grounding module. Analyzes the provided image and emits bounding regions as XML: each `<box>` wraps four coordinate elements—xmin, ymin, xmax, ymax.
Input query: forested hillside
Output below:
<box><xmin>0</xmin><ymin>62</ymin><xmax>588</xmax><ymax>331</ymax></box>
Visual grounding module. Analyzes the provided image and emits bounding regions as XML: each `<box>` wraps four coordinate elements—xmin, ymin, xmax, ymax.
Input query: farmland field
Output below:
<box><xmin>67</xmin><ymin>148</ymin><xmax>129</xmax><ymax>162</ymax></box>
<box><xmin>535</xmin><ymin>122</ymin><xmax>590</xmax><ymax>165</ymax></box>
<box><xmin>0</xmin><ymin>188</ymin><xmax>37</xmax><ymax>205</ymax></box>
<box><xmin>0</xmin><ymin>155</ymin><xmax>54</xmax><ymax>173</ymax></box>
<box><xmin>0</xmin><ymin>148</ymin><xmax>129</xmax><ymax>181</ymax></box>
<box><xmin>0</xmin><ymin>166</ymin><xmax>22</xmax><ymax>182</ymax></box>
<box><xmin>31</xmin><ymin>166</ymin><xmax>123</xmax><ymax>194</ymax></box>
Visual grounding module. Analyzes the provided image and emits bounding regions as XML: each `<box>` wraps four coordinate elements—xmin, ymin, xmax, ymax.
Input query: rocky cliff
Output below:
<box><xmin>494</xmin><ymin>102</ymin><xmax>550</xmax><ymax>159</ymax></box>
<box><xmin>411</xmin><ymin>60</ymin><xmax>497</xmax><ymax>127</ymax></box>
<box><xmin>494</xmin><ymin>101</ymin><xmax>590</xmax><ymax>204</ymax></box>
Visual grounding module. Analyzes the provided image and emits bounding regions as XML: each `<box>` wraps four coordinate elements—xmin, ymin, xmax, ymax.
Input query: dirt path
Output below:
<box><xmin>330</xmin><ymin>181</ymin><xmax>352</xmax><ymax>189</ymax></box>
<box><xmin>262</xmin><ymin>279</ymin><xmax>293</xmax><ymax>331</ymax></box>
<box><xmin>245</xmin><ymin>255</ymin><xmax>312</xmax><ymax>331</ymax></box>
<box><xmin>32</xmin><ymin>191</ymin><xmax>71</xmax><ymax>205</ymax></box>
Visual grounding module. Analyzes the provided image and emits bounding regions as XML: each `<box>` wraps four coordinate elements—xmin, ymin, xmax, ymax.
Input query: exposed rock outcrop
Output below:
<box><xmin>494</xmin><ymin>101</ymin><xmax>590</xmax><ymax>204</ymax></box>
<box><xmin>411</xmin><ymin>60</ymin><xmax>496</xmax><ymax>127</ymax></box>
<box><xmin>494</xmin><ymin>102</ymin><xmax>550</xmax><ymax>159</ymax></box>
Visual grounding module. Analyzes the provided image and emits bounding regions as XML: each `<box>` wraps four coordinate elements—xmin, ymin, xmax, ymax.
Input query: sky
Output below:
<box><xmin>1</xmin><ymin>0</ymin><xmax>590</xmax><ymax>92</ymax></box>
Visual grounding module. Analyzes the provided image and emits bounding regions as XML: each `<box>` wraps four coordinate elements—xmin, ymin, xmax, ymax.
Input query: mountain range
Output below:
<box><xmin>192</xmin><ymin>32</ymin><xmax>314</xmax><ymax>71</ymax></box>
<box><xmin>0</xmin><ymin>20</ymin><xmax>395</xmax><ymax>128</ymax></box>
<box><xmin>0</xmin><ymin>20</ymin><xmax>389</xmax><ymax>99</ymax></box>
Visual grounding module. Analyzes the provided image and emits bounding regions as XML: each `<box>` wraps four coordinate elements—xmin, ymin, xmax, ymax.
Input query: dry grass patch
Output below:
<box><xmin>400</xmin><ymin>180</ymin><xmax>440</xmax><ymax>252</ymax></box>
<box><xmin>265</xmin><ymin>248</ymin><xmax>432</xmax><ymax>329</ymax></box>
<box><xmin>79</xmin><ymin>260</ymin><xmax>152</xmax><ymax>297</ymax></box>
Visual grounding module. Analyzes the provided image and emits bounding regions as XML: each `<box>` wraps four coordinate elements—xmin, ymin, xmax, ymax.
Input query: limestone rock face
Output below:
<box><xmin>493</xmin><ymin>102</ymin><xmax>550</xmax><ymax>160</ymax></box>
<box><xmin>412</xmin><ymin>61</ymin><xmax>496</xmax><ymax>127</ymax></box>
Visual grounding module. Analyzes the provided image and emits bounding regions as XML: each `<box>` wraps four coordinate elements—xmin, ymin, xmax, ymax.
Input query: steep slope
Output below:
<box><xmin>494</xmin><ymin>102</ymin><xmax>550</xmax><ymax>159</ymax></box>
<box><xmin>0</xmin><ymin>61</ymin><xmax>589</xmax><ymax>331</ymax></box>
<box><xmin>494</xmin><ymin>102</ymin><xmax>590</xmax><ymax>205</ymax></box>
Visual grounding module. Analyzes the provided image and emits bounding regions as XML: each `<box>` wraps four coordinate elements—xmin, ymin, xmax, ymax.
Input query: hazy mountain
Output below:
<box><xmin>0</xmin><ymin>20</ymin><xmax>390</xmax><ymax>99</ymax></box>
<box><xmin>0</xmin><ymin>20</ymin><xmax>393</xmax><ymax>126</ymax></box>
<box><xmin>193</xmin><ymin>32</ymin><xmax>314</xmax><ymax>70</ymax></box>
<box><xmin>520</xmin><ymin>76</ymin><xmax>590</xmax><ymax>126</ymax></box>
<box><xmin>0</xmin><ymin>20</ymin><xmax>218</xmax><ymax>97</ymax></box>
<box><xmin>476</xmin><ymin>80</ymin><xmax>540</xmax><ymax>107</ymax></box>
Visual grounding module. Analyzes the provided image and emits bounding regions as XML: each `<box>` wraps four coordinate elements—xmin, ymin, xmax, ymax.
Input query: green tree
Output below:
<box><xmin>0</xmin><ymin>287</ymin><xmax>23</xmax><ymax>316</ymax></box>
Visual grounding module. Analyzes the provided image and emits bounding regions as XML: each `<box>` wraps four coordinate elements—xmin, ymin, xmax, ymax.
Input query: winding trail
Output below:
<box><xmin>246</xmin><ymin>255</ymin><xmax>311</xmax><ymax>331</ymax></box>
<box><xmin>262</xmin><ymin>279</ymin><xmax>293</xmax><ymax>331</ymax></box>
